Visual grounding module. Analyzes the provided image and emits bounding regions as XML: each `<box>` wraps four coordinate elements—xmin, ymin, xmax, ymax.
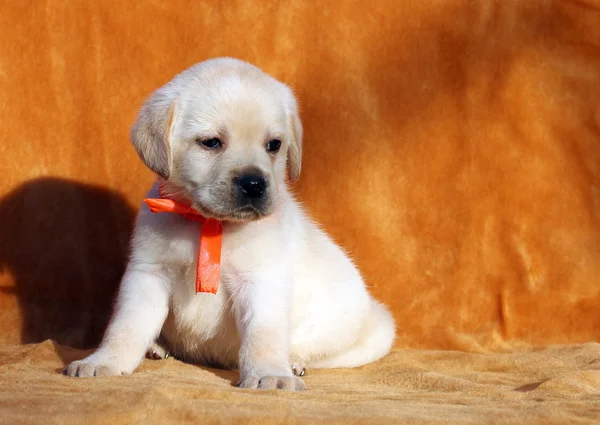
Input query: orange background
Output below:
<box><xmin>1</xmin><ymin>0</ymin><xmax>599</xmax><ymax>351</ymax></box>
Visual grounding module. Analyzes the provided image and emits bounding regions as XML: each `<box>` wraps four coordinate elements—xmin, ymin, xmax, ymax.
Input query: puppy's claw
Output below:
<box><xmin>238</xmin><ymin>375</ymin><xmax>306</xmax><ymax>391</ymax></box>
<box><xmin>291</xmin><ymin>362</ymin><xmax>307</xmax><ymax>377</ymax></box>
<box><xmin>63</xmin><ymin>360</ymin><xmax>122</xmax><ymax>378</ymax></box>
<box><xmin>146</xmin><ymin>343</ymin><xmax>170</xmax><ymax>360</ymax></box>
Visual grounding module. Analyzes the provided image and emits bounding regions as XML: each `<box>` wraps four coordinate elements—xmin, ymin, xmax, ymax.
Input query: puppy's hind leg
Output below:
<box><xmin>290</xmin><ymin>356</ymin><xmax>307</xmax><ymax>376</ymax></box>
<box><xmin>146</xmin><ymin>335</ymin><xmax>170</xmax><ymax>360</ymax></box>
<box><xmin>311</xmin><ymin>299</ymin><xmax>395</xmax><ymax>369</ymax></box>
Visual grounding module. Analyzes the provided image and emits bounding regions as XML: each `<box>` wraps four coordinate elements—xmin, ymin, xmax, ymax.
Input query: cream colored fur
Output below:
<box><xmin>64</xmin><ymin>58</ymin><xmax>395</xmax><ymax>391</ymax></box>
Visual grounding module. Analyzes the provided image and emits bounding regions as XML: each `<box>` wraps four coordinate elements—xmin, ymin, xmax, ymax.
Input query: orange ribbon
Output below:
<box><xmin>143</xmin><ymin>186</ymin><xmax>222</xmax><ymax>295</ymax></box>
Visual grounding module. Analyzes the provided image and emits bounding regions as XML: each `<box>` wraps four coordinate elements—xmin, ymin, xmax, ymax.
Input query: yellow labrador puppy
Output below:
<box><xmin>64</xmin><ymin>58</ymin><xmax>395</xmax><ymax>390</ymax></box>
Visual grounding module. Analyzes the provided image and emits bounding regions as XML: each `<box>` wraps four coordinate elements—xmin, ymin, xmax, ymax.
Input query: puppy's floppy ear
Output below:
<box><xmin>130</xmin><ymin>89</ymin><xmax>176</xmax><ymax>180</ymax></box>
<box><xmin>284</xmin><ymin>89</ymin><xmax>303</xmax><ymax>182</ymax></box>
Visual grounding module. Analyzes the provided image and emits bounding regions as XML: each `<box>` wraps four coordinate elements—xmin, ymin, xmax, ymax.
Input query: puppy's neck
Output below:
<box><xmin>156</xmin><ymin>179</ymin><xmax>196</xmax><ymax>207</ymax></box>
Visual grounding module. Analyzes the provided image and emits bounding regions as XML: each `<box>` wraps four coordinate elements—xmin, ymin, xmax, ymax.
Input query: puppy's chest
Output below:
<box><xmin>220</xmin><ymin>223</ymin><xmax>286</xmax><ymax>271</ymax></box>
<box><xmin>157</xmin><ymin>219</ymin><xmax>200</xmax><ymax>266</ymax></box>
<box><xmin>159</xmin><ymin>218</ymin><xmax>286</xmax><ymax>292</ymax></box>
<box><xmin>219</xmin><ymin>236</ymin><xmax>274</xmax><ymax>291</ymax></box>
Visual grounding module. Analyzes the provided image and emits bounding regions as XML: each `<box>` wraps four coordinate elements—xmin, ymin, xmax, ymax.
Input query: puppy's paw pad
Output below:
<box><xmin>63</xmin><ymin>360</ymin><xmax>122</xmax><ymax>378</ymax></box>
<box><xmin>146</xmin><ymin>343</ymin><xmax>170</xmax><ymax>360</ymax></box>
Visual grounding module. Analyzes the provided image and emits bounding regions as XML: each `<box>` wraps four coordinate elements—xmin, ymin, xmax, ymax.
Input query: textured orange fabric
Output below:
<box><xmin>144</xmin><ymin>187</ymin><xmax>223</xmax><ymax>295</ymax></box>
<box><xmin>0</xmin><ymin>0</ymin><xmax>600</xmax><ymax>424</ymax></box>
<box><xmin>1</xmin><ymin>0</ymin><xmax>600</xmax><ymax>421</ymax></box>
<box><xmin>2</xmin><ymin>341</ymin><xmax>600</xmax><ymax>424</ymax></box>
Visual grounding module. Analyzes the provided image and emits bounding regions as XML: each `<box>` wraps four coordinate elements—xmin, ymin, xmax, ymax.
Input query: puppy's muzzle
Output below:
<box><xmin>236</xmin><ymin>174</ymin><xmax>266</xmax><ymax>199</ymax></box>
<box><xmin>229</xmin><ymin>167</ymin><xmax>273</xmax><ymax>217</ymax></box>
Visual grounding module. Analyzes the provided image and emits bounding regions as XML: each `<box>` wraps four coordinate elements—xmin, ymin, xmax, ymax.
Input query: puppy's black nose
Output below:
<box><xmin>237</xmin><ymin>174</ymin><xmax>266</xmax><ymax>199</ymax></box>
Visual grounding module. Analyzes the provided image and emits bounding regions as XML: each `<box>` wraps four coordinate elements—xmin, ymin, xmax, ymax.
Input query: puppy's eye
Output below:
<box><xmin>266</xmin><ymin>139</ymin><xmax>282</xmax><ymax>153</ymax></box>
<box><xmin>198</xmin><ymin>138</ymin><xmax>222</xmax><ymax>149</ymax></box>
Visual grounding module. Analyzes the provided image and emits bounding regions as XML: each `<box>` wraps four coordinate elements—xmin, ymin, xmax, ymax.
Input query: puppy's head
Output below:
<box><xmin>131</xmin><ymin>58</ymin><xmax>303</xmax><ymax>221</ymax></box>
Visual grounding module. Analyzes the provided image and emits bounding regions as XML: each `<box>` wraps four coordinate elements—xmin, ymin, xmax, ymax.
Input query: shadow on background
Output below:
<box><xmin>0</xmin><ymin>178</ymin><xmax>135</xmax><ymax>349</ymax></box>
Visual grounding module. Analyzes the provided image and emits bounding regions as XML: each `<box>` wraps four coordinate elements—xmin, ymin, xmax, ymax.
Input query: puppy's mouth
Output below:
<box><xmin>191</xmin><ymin>201</ymin><xmax>271</xmax><ymax>223</ymax></box>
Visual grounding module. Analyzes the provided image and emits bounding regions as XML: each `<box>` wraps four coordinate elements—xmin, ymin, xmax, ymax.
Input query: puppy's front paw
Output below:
<box><xmin>238</xmin><ymin>374</ymin><xmax>307</xmax><ymax>391</ymax></box>
<box><xmin>63</xmin><ymin>354</ymin><xmax>127</xmax><ymax>378</ymax></box>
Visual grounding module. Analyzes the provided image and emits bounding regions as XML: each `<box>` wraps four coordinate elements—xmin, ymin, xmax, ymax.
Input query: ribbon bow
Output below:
<box><xmin>144</xmin><ymin>185</ymin><xmax>222</xmax><ymax>294</ymax></box>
